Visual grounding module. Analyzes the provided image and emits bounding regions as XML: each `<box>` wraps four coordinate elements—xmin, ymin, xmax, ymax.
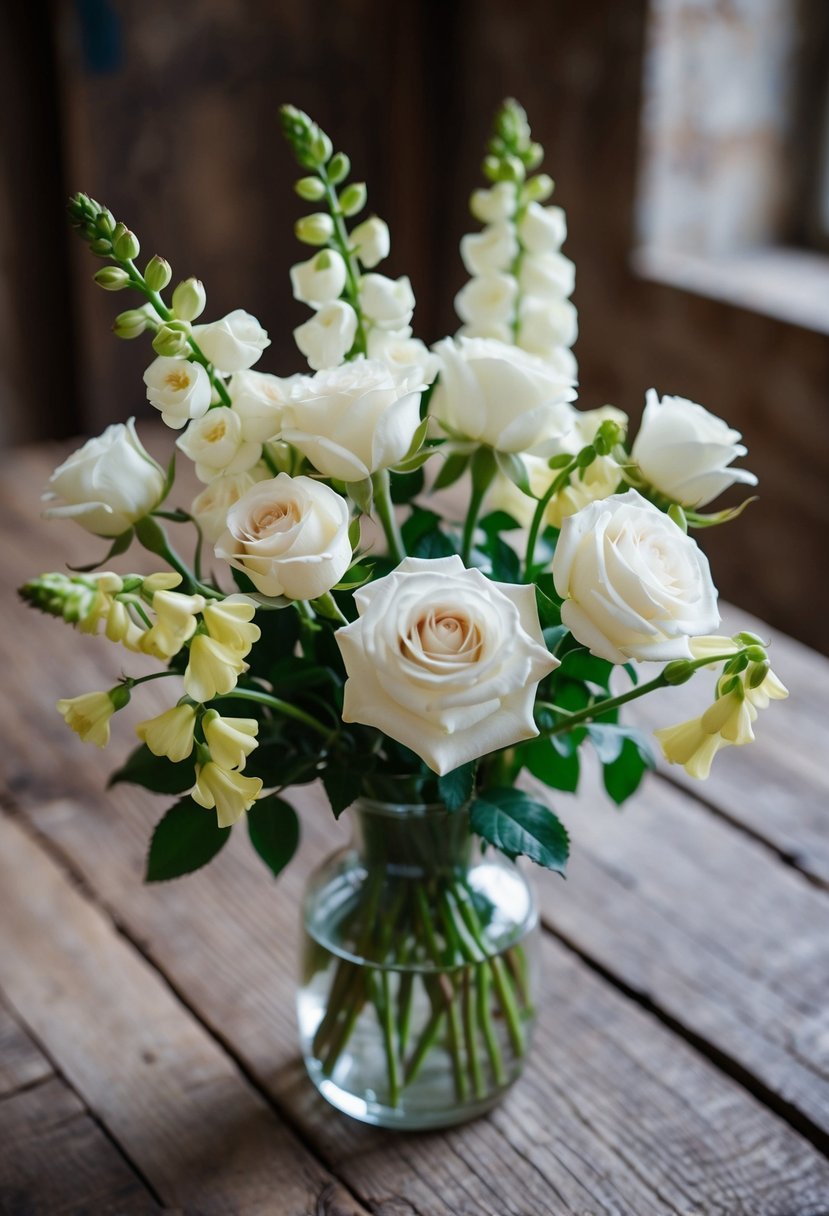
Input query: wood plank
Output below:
<box><xmin>0</xmin><ymin>1077</ymin><xmax>160</xmax><ymax>1215</ymax></box>
<box><xmin>0</xmin><ymin>812</ymin><xmax>368</xmax><ymax>1216</ymax></box>
<box><xmin>0</xmin><ymin>1001</ymin><xmax>52</xmax><ymax>1099</ymax></box>
<box><xmin>529</xmin><ymin>761</ymin><xmax>829</xmax><ymax>1140</ymax></box>
<box><xmin>19</xmin><ymin>785</ymin><xmax>829</xmax><ymax>1215</ymax></box>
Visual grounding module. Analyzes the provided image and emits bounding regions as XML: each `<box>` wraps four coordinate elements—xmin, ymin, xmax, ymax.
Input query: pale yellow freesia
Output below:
<box><xmin>56</xmin><ymin>690</ymin><xmax>116</xmax><ymax>748</ymax></box>
<box><xmin>202</xmin><ymin>710</ymin><xmax>259</xmax><ymax>771</ymax></box>
<box><xmin>136</xmin><ymin>704</ymin><xmax>197</xmax><ymax>763</ymax></box>
<box><xmin>184</xmin><ymin>634</ymin><xmax>249</xmax><ymax>702</ymax></box>
<box><xmin>700</xmin><ymin>689</ymin><xmax>756</xmax><ymax>745</ymax></box>
<box><xmin>191</xmin><ymin>761</ymin><xmax>263</xmax><ymax>827</ymax></box>
<box><xmin>142</xmin><ymin>572</ymin><xmax>183</xmax><ymax>596</ymax></box>
<box><xmin>140</xmin><ymin>589</ymin><xmax>206</xmax><ymax>660</ymax></box>
<box><xmin>653</xmin><ymin>718</ymin><xmax>728</xmax><ymax>779</ymax></box>
<box><xmin>105</xmin><ymin>599</ymin><xmax>143</xmax><ymax>651</ymax></box>
<box><xmin>745</xmin><ymin>667</ymin><xmax>788</xmax><ymax>711</ymax></box>
<box><xmin>202</xmin><ymin>595</ymin><xmax>260</xmax><ymax>654</ymax></box>
<box><xmin>687</xmin><ymin>635</ymin><xmax>742</xmax><ymax>661</ymax></box>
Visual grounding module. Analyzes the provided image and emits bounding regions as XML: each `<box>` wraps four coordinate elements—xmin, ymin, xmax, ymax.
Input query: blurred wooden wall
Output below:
<box><xmin>2</xmin><ymin>0</ymin><xmax>828</xmax><ymax>651</ymax></box>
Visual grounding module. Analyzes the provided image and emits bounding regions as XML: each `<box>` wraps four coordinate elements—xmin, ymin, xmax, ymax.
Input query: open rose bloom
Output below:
<box><xmin>25</xmin><ymin>99</ymin><xmax>786</xmax><ymax>1129</ymax></box>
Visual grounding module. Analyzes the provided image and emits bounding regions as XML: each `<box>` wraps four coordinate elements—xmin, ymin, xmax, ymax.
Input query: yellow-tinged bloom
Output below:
<box><xmin>191</xmin><ymin>761</ymin><xmax>262</xmax><ymax>827</ymax></box>
<box><xmin>140</xmin><ymin>589</ymin><xmax>206</xmax><ymax>660</ymax></box>
<box><xmin>202</xmin><ymin>710</ymin><xmax>259</xmax><ymax>771</ymax></box>
<box><xmin>105</xmin><ymin>599</ymin><xmax>143</xmax><ymax>651</ymax></box>
<box><xmin>136</xmin><ymin>704</ymin><xmax>197</xmax><ymax>763</ymax></box>
<box><xmin>700</xmin><ymin>689</ymin><xmax>756</xmax><ymax>745</ymax></box>
<box><xmin>746</xmin><ymin>667</ymin><xmax>788</xmax><ymax>710</ymax></box>
<box><xmin>142</xmin><ymin>572</ymin><xmax>183</xmax><ymax>595</ymax></box>
<box><xmin>688</xmin><ymin>635</ymin><xmax>742</xmax><ymax>662</ymax></box>
<box><xmin>653</xmin><ymin>718</ymin><xmax>728</xmax><ymax>779</ymax></box>
<box><xmin>202</xmin><ymin>594</ymin><xmax>260</xmax><ymax>654</ymax></box>
<box><xmin>184</xmin><ymin>634</ymin><xmax>249</xmax><ymax>702</ymax></box>
<box><xmin>56</xmin><ymin>690</ymin><xmax>117</xmax><ymax>748</ymax></box>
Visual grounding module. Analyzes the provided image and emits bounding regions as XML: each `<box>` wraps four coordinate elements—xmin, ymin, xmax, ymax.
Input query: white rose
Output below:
<box><xmin>290</xmin><ymin>250</ymin><xmax>347</xmax><ymax>309</ymax></box>
<box><xmin>518</xmin><ymin>203</ymin><xmax>567</xmax><ymax>253</ymax></box>
<box><xmin>230</xmin><ymin>370</ymin><xmax>298</xmax><ymax>442</ymax></box>
<box><xmin>454</xmin><ymin>273</ymin><xmax>518</xmax><ymax>328</ymax></box>
<box><xmin>349</xmin><ymin>216</ymin><xmax>390</xmax><ymax>269</ymax></box>
<box><xmin>143</xmin><ymin>357</ymin><xmax>212</xmax><ymax>429</ymax></box>
<box><xmin>518</xmin><ymin>297</ymin><xmax>579</xmax><ymax>353</ymax></box>
<box><xmin>176</xmin><ymin>407</ymin><xmax>262</xmax><ymax>483</ymax></box>
<box><xmin>460</xmin><ymin>222</ymin><xmax>518</xmax><ymax>276</ymax></box>
<box><xmin>470</xmin><ymin>182</ymin><xmax>516</xmax><ymax>225</ymax></box>
<box><xmin>191</xmin><ymin>466</ymin><xmax>269</xmax><ymax>543</ymax></box>
<box><xmin>336</xmin><ymin>554</ymin><xmax>558</xmax><ymax>775</ymax></box>
<box><xmin>367</xmin><ymin>328</ymin><xmax>440</xmax><ymax>384</ymax></box>
<box><xmin>518</xmin><ymin>252</ymin><xmax>575</xmax><ymax>300</ymax></box>
<box><xmin>192</xmin><ymin>310</ymin><xmax>270</xmax><ymax>373</ymax></box>
<box><xmin>215</xmin><ymin>474</ymin><xmax>351</xmax><ymax>599</ymax></box>
<box><xmin>360</xmin><ymin>274</ymin><xmax>415</xmax><ymax>330</ymax></box>
<box><xmin>631</xmin><ymin>389</ymin><xmax>759</xmax><ymax>507</ymax></box>
<box><xmin>293</xmin><ymin>300</ymin><xmax>357</xmax><ymax>371</ymax></box>
<box><xmin>280</xmin><ymin>359</ymin><xmax>425</xmax><ymax>482</ymax></box>
<box><xmin>42</xmin><ymin>418</ymin><xmax>165</xmax><ymax>537</ymax></box>
<box><xmin>552</xmin><ymin>489</ymin><xmax>720</xmax><ymax>664</ymax></box>
<box><xmin>430</xmin><ymin>336</ymin><xmax>576</xmax><ymax>453</ymax></box>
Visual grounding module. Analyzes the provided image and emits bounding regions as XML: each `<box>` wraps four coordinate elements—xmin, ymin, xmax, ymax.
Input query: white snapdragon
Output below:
<box><xmin>176</xmin><ymin>407</ymin><xmax>262</xmax><ymax>483</ymax></box>
<box><xmin>454</xmin><ymin>274</ymin><xmax>518</xmax><ymax>328</ymax></box>
<box><xmin>143</xmin><ymin>357</ymin><xmax>212</xmax><ymax>429</ymax></box>
<box><xmin>42</xmin><ymin>419</ymin><xmax>165</xmax><ymax>537</ymax></box>
<box><xmin>229</xmin><ymin>370</ymin><xmax>297</xmax><ymax>442</ymax></box>
<box><xmin>359</xmin><ymin>274</ymin><xmax>415</xmax><ymax>330</ymax></box>
<box><xmin>349</xmin><ymin>216</ymin><xmax>390</xmax><ymax>268</ymax></box>
<box><xmin>518</xmin><ymin>297</ymin><xmax>579</xmax><ymax>354</ymax></box>
<box><xmin>294</xmin><ymin>300</ymin><xmax>358</xmax><ymax>371</ymax></box>
<box><xmin>290</xmin><ymin>249</ymin><xmax>347</xmax><ymax>309</ymax></box>
<box><xmin>517</xmin><ymin>203</ymin><xmax>567</xmax><ymax>254</ymax></box>
<box><xmin>631</xmin><ymin>390</ymin><xmax>758</xmax><ymax>508</ymax></box>
<box><xmin>518</xmin><ymin>252</ymin><xmax>575</xmax><ymax>299</ymax></box>
<box><xmin>192</xmin><ymin>310</ymin><xmax>270</xmax><ymax>373</ymax></box>
<box><xmin>367</xmin><ymin>328</ymin><xmax>440</xmax><ymax>383</ymax></box>
<box><xmin>469</xmin><ymin>182</ymin><xmax>515</xmax><ymax>225</ymax></box>
<box><xmin>460</xmin><ymin>222</ymin><xmax>518</xmax><ymax>276</ymax></box>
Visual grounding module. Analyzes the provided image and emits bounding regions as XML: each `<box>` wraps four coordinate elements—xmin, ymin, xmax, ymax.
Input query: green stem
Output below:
<box><xmin>452</xmin><ymin>881</ymin><xmax>525</xmax><ymax>1057</ymax></box>
<box><xmin>377</xmin><ymin>970</ymin><xmax>401</xmax><ymax>1107</ymax></box>
<box><xmin>462</xmin><ymin>968</ymin><xmax>485</xmax><ymax>1099</ymax></box>
<box><xmin>212</xmin><ymin>687</ymin><xmax>333</xmax><ymax>739</ymax></box>
<box><xmin>371</xmin><ymin>469</ymin><xmax>406</xmax><ymax>563</ymax></box>
<box><xmin>461</xmin><ymin>447</ymin><xmax>497</xmax><ymax>566</ymax></box>
<box><xmin>476</xmin><ymin>963</ymin><xmax>506</xmax><ymax>1086</ymax></box>
<box><xmin>313</xmin><ymin>592</ymin><xmax>348</xmax><ymax>626</ymax></box>
<box><xmin>124</xmin><ymin>670</ymin><xmax>179</xmax><ymax>689</ymax></box>
<box><xmin>318</xmin><ymin>171</ymin><xmax>369</xmax><ymax>357</ymax></box>
<box><xmin>524</xmin><ymin>458</ymin><xmax>576</xmax><ymax>575</ymax></box>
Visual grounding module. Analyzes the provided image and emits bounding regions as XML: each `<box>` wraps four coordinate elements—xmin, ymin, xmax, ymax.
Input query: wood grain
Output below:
<box><xmin>0</xmin><ymin>1077</ymin><xmax>160</xmax><ymax>1215</ymax></box>
<box><xmin>0</xmin><ymin>812</ymin><xmax>368</xmax><ymax>1216</ymax></box>
<box><xmin>0</xmin><ymin>1002</ymin><xmax>52</xmax><ymax>1100</ymax></box>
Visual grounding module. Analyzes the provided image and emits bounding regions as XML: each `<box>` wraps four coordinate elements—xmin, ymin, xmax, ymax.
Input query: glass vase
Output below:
<box><xmin>298</xmin><ymin>797</ymin><xmax>539</xmax><ymax>1129</ymax></box>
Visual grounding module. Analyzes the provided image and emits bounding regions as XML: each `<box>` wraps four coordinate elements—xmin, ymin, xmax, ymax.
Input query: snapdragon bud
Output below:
<box><xmin>294</xmin><ymin>212</ymin><xmax>334</xmax><ymax>245</ymax></box>
<box><xmin>90</xmin><ymin>238</ymin><xmax>112</xmax><ymax>256</ymax></box>
<box><xmin>94</xmin><ymin>266</ymin><xmax>131</xmax><ymax>291</ymax></box>
<box><xmin>744</xmin><ymin>645</ymin><xmax>768</xmax><ymax>664</ymax></box>
<box><xmin>339</xmin><ymin>182</ymin><xmax>367</xmax><ymax>217</ymax></box>
<box><xmin>110</xmin><ymin>683</ymin><xmax>132</xmax><ymax>711</ymax></box>
<box><xmin>144</xmin><ymin>255</ymin><xmax>172</xmax><ymax>292</ymax></box>
<box><xmin>576</xmin><ymin>444</ymin><xmax>596</xmax><ymax>469</ymax></box>
<box><xmin>113</xmin><ymin>307</ymin><xmax>152</xmax><ymax>339</ymax></box>
<box><xmin>523</xmin><ymin>174</ymin><xmax>555</xmax><ymax>203</ymax></box>
<box><xmin>523</xmin><ymin>141</ymin><xmax>544</xmax><ymax>171</ymax></box>
<box><xmin>328</xmin><ymin>152</ymin><xmax>350</xmax><ymax>184</ymax></box>
<box><xmin>152</xmin><ymin>324</ymin><xmax>190</xmax><ymax>357</ymax></box>
<box><xmin>171</xmin><ymin>277</ymin><xmax>207</xmax><ymax>321</ymax></box>
<box><xmin>748</xmin><ymin>660</ymin><xmax>770</xmax><ymax>688</ymax></box>
<box><xmin>663</xmin><ymin>660</ymin><xmax>695</xmax><ymax>685</ymax></box>
<box><xmin>295</xmin><ymin>176</ymin><xmax>326</xmax><ymax>201</ymax></box>
<box><xmin>113</xmin><ymin>228</ymin><xmax>140</xmax><ymax>260</ymax></box>
<box><xmin>311</xmin><ymin>130</ymin><xmax>333</xmax><ymax>165</ymax></box>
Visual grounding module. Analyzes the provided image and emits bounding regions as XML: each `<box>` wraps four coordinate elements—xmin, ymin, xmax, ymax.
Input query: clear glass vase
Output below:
<box><xmin>298</xmin><ymin>797</ymin><xmax>539</xmax><ymax>1129</ymax></box>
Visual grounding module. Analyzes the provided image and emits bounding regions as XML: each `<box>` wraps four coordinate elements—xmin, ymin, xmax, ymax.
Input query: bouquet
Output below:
<box><xmin>21</xmin><ymin>100</ymin><xmax>786</xmax><ymax>1126</ymax></box>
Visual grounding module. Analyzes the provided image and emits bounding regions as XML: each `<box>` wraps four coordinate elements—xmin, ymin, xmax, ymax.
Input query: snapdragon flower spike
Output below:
<box><xmin>456</xmin><ymin>99</ymin><xmax>577</xmax><ymax>374</ymax></box>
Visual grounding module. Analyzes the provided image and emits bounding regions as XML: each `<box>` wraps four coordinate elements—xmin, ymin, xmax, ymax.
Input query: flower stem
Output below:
<box><xmin>371</xmin><ymin>469</ymin><xmax>406</xmax><ymax>563</ymax></box>
<box><xmin>524</xmin><ymin>457</ymin><xmax>576</xmax><ymax>575</ymax></box>
<box><xmin>318</xmin><ymin>170</ymin><xmax>369</xmax><ymax>358</ymax></box>
<box><xmin>461</xmin><ymin>447</ymin><xmax>497</xmax><ymax>566</ymax></box>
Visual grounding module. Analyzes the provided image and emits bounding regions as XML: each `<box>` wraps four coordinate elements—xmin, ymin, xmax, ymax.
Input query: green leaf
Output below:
<box><xmin>560</xmin><ymin>649</ymin><xmax>614</xmax><ymax>690</ymax></box>
<box><xmin>244</xmin><ymin>744</ymin><xmax>322</xmax><ymax>786</ymax></box>
<box><xmin>478</xmin><ymin>531</ymin><xmax>521</xmax><ymax>582</ymax></box>
<box><xmin>390</xmin><ymin>466</ymin><xmax>426</xmax><ymax>502</ymax></box>
<box><xmin>322</xmin><ymin>765</ymin><xmax>363</xmax><ymax>818</ymax></box>
<box><xmin>109</xmin><ymin>743</ymin><xmax>196</xmax><ymax>795</ymax></box>
<box><xmin>471</xmin><ymin>787</ymin><xmax>569</xmax><ymax>872</ymax></box>
<box><xmin>603</xmin><ymin>736</ymin><xmax>655</xmax><ymax>806</ymax></box>
<box><xmin>437</xmin><ymin>761</ymin><xmax>476</xmax><ymax>811</ymax></box>
<box><xmin>543</xmin><ymin>623</ymin><xmax>568</xmax><ymax>654</ymax></box>
<box><xmin>494</xmin><ymin>450</ymin><xmax>535</xmax><ymax>496</ymax></box>
<box><xmin>247</xmin><ymin>795</ymin><xmax>300</xmax><ymax>878</ymax></box>
<box><xmin>588</xmin><ymin>723</ymin><xmax>655</xmax><ymax>767</ymax></box>
<box><xmin>145</xmin><ymin>798</ymin><xmax>230</xmax><ymax>882</ymax></box>
<box><xmin>344</xmin><ymin>478</ymin><xmax>374</xmax><ymax>514</ymax></box>
<box><xmin>432</xmin><ymin>450</ymin><xmax>471</xmax><ymax>491</ymax></box>
<box><xmin>401</xmin><ymin>508</ymin><xmax>455</xmax><ymax>559</ymax></box>
<box><xmin>522</xmin><ymin>738</ymin><xmax>580</xmax><ymax>792</ymax></box>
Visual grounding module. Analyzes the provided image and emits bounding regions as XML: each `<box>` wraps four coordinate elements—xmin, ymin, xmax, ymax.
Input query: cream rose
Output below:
<box><xmin>336</xmin><ymin>555</ymin><xmax>558</xmax><ymax>774</ymax></box>
<box><xmin>631</xmin><ymin>389</ymin><xmax>759</xmax><ymax>507</ymax></box>
<box><xmin>215</xmin><ymin>474</ymin><xmax>351</xmax><ymax>599</ymax></box>
<box><xmin>367</xmin><ymin>328</ymin><xmax>441</xmax><ymax>383</ymax></box>
<box><xmin>552</xmin><ymin>489</ymin><xmax>719</xmax><ymax>664</ymax></box>
<box><xmin>190</xmin><ymin>467</ymin><xmax>269</xmax><ymax>543</ymax></box>
<box><xmin>280</xmin><ymin>360</ymin><xmax>425</xmax><ymax>482</ymax></box>
<box><xmin>229</xmin><ymin>370</ymin><xmax>297</xmax><ymax>442</ymax></box>
<box><xmin>143</xmin><ymin>356</ymin><xmax>212</xmax><ymax>429</ymax></box>
<box><xmin>430</xmin><ymin>336</ymin><xmax>576</xmax><ymax>453</ymax></box>
<box><xmin>192</xmin><ymin>310</ymin><xmax>270</xmax><ymax>373</ymax></box>
<box><xmin>42</xmin><ymin>418</ymin><xmax>165</xmax><ymax>536</ymax></box>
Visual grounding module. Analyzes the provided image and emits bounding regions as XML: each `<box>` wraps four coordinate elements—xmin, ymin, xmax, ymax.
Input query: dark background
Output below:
<box><xmin>2</xmin><ymin>0</ymin><xmax>828</xmax><ymax>652</ymax></box>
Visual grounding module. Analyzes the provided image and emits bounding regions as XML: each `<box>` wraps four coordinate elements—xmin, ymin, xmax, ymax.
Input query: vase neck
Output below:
<box><xmin>350</xmin><ymin>799</ymin><xmax>472</xmax><ymax>876</ymax></box>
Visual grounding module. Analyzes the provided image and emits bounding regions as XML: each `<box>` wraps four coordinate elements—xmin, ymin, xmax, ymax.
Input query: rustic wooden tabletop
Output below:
<box><xmin>1</xmin><ymin>438</ymin><xmax>828</xmax><ymax>1216</ymax></box>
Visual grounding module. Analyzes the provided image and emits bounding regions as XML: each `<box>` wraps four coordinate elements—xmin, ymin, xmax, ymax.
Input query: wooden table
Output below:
<box><xmin>2</xmin><ymin>439</ymin><xmax>829</xmax><ymax>1215</ymax></box>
